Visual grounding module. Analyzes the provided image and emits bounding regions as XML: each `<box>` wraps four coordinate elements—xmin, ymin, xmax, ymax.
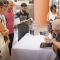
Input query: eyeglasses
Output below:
<box><xmin>3</xmin><ymin>6</ymin><xmax>7</xmax><ymax>7</ymax></box>
<box><xmin>53</xmin><ymin>30</ymin><xmax>60</xmax><ymax>32</ymax></box>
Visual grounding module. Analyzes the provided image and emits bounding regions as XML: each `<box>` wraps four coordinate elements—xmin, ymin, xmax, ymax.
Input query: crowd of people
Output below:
<box><xmin>0</xmin><ymin>0</ymin><xmax>31</xmax><ymax>60</ymax></box>
<box><xmin>0</xmin><ymin>0</ymin><xmax>60</xmax><ymax>60</ymax></box>
<box><xmin>45</xmin><ymin>4</ymin><xmax>60</xmax><ymax>60</ymax></box>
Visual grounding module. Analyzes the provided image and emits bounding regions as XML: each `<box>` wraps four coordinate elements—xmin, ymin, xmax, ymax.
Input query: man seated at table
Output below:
<box><xmin>44</xmin><ymin>20</ymin><xmax>60</xmax><ymax>59</ymax></box>
<box><xmin>15</xmin><ymin>3</ymin><xmax>31</xmax><ymax>41</ymax></box>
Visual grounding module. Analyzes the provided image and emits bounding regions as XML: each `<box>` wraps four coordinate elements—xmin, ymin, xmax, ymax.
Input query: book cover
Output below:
<box><xmin>0</xmin><ymin>22</ymin><xmax>5</xmax><ymax>32</ymax></box>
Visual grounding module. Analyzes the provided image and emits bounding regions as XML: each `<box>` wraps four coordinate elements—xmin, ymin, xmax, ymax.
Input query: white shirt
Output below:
<box><xmin>49</xmin><ymin>11</ymin><xmax>57</xmax><ymax>23</ymax></box>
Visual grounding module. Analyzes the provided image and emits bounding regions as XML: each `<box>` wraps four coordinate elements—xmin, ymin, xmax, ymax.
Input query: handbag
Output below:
<box><xmin>4</xmin><ymin>36</ymin><xmax>8</xmax><ymax>42</ymax></box>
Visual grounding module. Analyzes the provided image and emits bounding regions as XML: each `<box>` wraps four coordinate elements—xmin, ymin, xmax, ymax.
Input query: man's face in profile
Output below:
<box><xmin>52</xmin><ymin>25</ymin><xmax>60</xmax><ymax>35</ymax></box>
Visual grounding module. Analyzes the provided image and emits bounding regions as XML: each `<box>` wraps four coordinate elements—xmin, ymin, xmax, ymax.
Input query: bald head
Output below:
<box><xmin>52</xmin><ymin>20</ymin><xmax>60</xmax><ymax>30</ymax></box>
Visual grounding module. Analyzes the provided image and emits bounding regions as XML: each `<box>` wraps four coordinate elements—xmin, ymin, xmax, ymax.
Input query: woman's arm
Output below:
<box><xmin>47</xmin><ymin>12</ymin><xmax>49</xmax><ymax>22</ymax></box>
<box><xmin>1</xmin><ymin>28</ymin><xmax>9</xmax><ymax>36</ymax></box>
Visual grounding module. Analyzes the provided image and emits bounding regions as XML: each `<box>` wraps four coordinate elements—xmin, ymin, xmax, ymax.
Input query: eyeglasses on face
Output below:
<box><xmin>53</xmin><ymin>30</ymin><xmax>60</xmax><ymax>32</ymax></box>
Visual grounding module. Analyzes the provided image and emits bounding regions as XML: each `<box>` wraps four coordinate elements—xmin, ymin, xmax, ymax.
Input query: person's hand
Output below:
<box><xmin>55</xmin><ymin>16</ymin><xmax>59</xmax><ymax>19</ymax></box>
<box><xmin>1</xmin><ymin>28</ymin><xmax>9</xmax><ymax>36</ymax></box>
<box><xmin>15</xmin><ymin>24</ymin><xmax>18</xmax><ymax>27</ymax></box>
<box><xmin>44</xmin><ymin>35</ymin><xmax>52</xmax><ymax>42</ymax></box>
<box><xmin>23</xmin><ymin>20</ymin><xmax>27</xmax><ymax>22</ymax></box>
<box><xmin>50</xmin><ymin>38</ymin><xmax>56</xmax><ymax>43</ymax></box>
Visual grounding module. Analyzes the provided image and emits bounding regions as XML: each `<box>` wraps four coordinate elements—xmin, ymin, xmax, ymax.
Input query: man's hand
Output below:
<box><xmin>23</xmin><ymin>20</ymin><xmax>27</xmax><ymax>22</ymax></box>
<box><xmin>44</xmin><ymin>35</ymin><xmax>52</xmax><ymax>42</ymax></box>
<box><xmin>15</xmin><ymin>24</ymin><xmax>18</xmax><ymax>27</ymax></box>
<box><xmin>20</xmin><ymin>20</ymin><xmax>27</xmax><ymax>24</ymax></box>
<box><xmin>50</xmin><ymin>38</ymin><xmax>56</xmax><ymax>43</ymax></box>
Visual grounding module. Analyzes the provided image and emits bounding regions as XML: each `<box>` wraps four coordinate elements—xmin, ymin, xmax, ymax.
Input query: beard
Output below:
<box><xmin>22</xmin><ymin>10</ymin><xmax>26</xmax><ymax>13</ymax></box>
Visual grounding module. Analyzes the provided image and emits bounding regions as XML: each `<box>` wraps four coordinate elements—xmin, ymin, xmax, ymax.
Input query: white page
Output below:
<box><xmin>14</xmin><ymin>18</ymin><xmax>20</xmax><ymax>25</ymax></box>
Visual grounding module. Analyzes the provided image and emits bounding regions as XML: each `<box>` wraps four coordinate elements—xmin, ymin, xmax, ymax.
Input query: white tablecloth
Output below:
<box><xmin>11</xmin><ymin>33</ymin><xmax>56</xmax><ymax>60</ymax></box>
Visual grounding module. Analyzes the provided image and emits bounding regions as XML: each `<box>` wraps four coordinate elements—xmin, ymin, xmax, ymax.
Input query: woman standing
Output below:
<box><xmin>0</xmin><ymin>1</ymin><xmax>10</xmax><ymax>60</ymax></box>
<box><xmin>47</xmin><ymin>4</ymin><xmax>60</xmax><ymax>37</ymax></box>
<box><xmin>47</xmin><ymin>4</ymin><xmax>60</xmax><ymax>50</ymax></box>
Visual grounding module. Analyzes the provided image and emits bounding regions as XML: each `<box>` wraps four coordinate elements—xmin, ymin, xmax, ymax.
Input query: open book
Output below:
<box><xmin>0</xmin><ymin>22</ymin><xmax>5</xmax><ymax>32</ymax></box>
<box><xmin>40</xmin><ymin>42</ymin><xmax>53</xmax><ymax>48</ymax></box>
<box><xmin>24</xmin><ymin>18</ymin><xmax>33</xmax><ymax>24</ymax></box>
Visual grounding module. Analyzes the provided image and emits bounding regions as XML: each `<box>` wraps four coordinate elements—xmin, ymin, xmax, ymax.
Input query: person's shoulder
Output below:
<box><xmin>25</xmin><ymin>12</ymin><xmax>29</xmax><ymax>15</ymax></box>
<box><xmin>4</xmin><ymin>11</ymin><xmax>8</xmax><ymax>14</ymax></box>
<box><xmin>4</xmin><ymin>12</ymin><xmax>7</xmax><ymax>14</ymax></box>
<box><xmin>16</xmin><ymin>11</ymin><xmax>20</xmax><ymax>15</ymax></box>
<box><xmin>15</xmin><ymin>11</ymin><xmax>20</xmax><ymax>17</ymax></box>
<box><xmin>4</xmin><ymin>12</ymin><xmax>8</xmax><ymax>16</ymax></box>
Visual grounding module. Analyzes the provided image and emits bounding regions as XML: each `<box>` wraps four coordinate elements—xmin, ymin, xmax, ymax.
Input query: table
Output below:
<box><xmin>11</xmin><ymin>33</ymin><xmax>56</xmax><ymax>60</ymax></box>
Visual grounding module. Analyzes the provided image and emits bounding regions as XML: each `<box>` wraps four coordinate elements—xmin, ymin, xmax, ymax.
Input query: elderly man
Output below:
<box><xmin>45</xmin><ymin>20</ymin><xmax>60</xmax><ymax>59</ymax></box>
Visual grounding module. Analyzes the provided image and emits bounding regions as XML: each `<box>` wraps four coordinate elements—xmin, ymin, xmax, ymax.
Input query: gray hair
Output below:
<box><xmin>52</xmin><ymin>19</ymin><xmax>60</xmax><ymax>30</ymax></box>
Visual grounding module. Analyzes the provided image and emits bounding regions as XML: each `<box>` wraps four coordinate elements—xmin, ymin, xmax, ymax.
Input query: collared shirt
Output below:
<box><xmin>15</xmin><ymin>11</ymin><xmax>29</xmax><ymax>33</ymax></box>
<box><xmin>4</xmin><ymin>10</ymin><xmax>14</xmax><ymax>34</ymax></box>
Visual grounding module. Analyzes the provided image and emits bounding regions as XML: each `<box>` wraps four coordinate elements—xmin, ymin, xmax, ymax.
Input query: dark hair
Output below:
<box><xmin>0</xmin><ymin>1</ymin><xmax>3</xmax><ymax>6</ymax></box>
<box><xmin>21</xmin><ymin>3</ymin><xmax>27</xmax><ymax>7</ymax></box>
<box><xmin>4</xmin><ymin>1</ymin><xmax>9</xmax><ymax>5</ymax></box>
<box><xmin>50</xmin><ymin>4</ymin><xmax>57</xmax><ymax>12</ymax></box>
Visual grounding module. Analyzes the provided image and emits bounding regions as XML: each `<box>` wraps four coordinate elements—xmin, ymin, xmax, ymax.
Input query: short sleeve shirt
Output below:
<box><xmin>15</xmin><ymin>11</ymin><xmax>29</xmax><ymax>33</ymax></box>
<box><xmin>4</xmin><ymin>10</ymin><xmax>14</xmax><ymax>34</ymax></box>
